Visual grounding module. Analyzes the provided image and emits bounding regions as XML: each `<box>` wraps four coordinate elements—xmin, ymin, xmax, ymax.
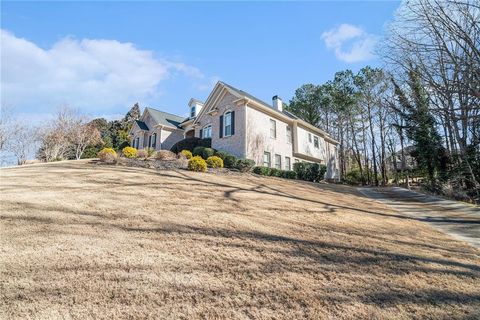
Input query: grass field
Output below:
<box><xmin>1</xmin><ymin>161</ymin><xmax>479</xmax><ymax>319</ymax></box>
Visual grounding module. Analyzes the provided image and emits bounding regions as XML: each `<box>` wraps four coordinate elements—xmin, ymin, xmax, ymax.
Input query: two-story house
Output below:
<box><xmin>130</xmin><ymin>81</ymin><xmax>340</xmax><ymax>180</ymax></box>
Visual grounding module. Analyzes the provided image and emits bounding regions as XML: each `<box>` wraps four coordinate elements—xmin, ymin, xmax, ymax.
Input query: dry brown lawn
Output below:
<box><xmin>1</xmin><ymin>161</ymin><xmax>479</xmax><ymax>319</ymax></box>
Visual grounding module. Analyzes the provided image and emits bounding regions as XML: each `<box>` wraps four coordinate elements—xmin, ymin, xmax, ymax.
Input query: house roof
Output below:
<box><xmin>135</xmin><ymin>120</ymin><xmax>149</xmax><ymax>131</ymax></box>
<box><xmin>145</xmin><ymin>107</ymin><xmax>186</xmax><ymax>129</ymax></box>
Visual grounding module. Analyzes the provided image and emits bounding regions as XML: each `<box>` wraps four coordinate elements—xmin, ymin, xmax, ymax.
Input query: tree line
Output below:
<box><xmin>287</xmin><ymin>0</ymin><xmax>479</xmax><ymax>202</ymax></box>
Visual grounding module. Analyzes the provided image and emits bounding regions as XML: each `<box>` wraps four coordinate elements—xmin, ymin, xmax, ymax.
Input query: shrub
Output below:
<box><xmin>188</xmin><ymin>156</ymin><xmax>207</xmax><ymax>172</ymax></box>
<box><xmin>156</xmin><ymin>150</ymin><xmax>177</xmax><ymax>161</ymax></box>
<box><xmin>180</xmin><ymin>149</ymin><xmax>193</xmax><ymax>159</ymax></box>
<box><xmin>224</xmin><ymin>155</ymin><xmax>238</xmax><ymax>168</ymax></box>
<box><xmin>282</xmin><ymin>170</ymin><xmax>297</xmax><ymax>179</ymax></box>
<box><xmin>122</xmin><ymin>147</ymin><xmax>137</xmax><ymax>158</ymax></box>
<box><xmin>145</xmin><ymin>147</ymin><xmax>156</xmax><ymax>158</ymax></box>
<box><xmin>137</xmin><ymin>149</ymin><xmax>148</xmax><ymax>159</ymax></box>
<box><xmin>206</xmin><ymin>156</ymin><xmax>224</xmax><ymax>168</ymax></box>
<box><xmin>214</xmin><ymin>150</ymin><xmax>231</xmax><ymax>160</ymax></box>
<box><xmin>344</xmin><ymin>169</ymin><xmax>363</xmax><ymax>185</ymax></box>
<box><xmin>98</xmin><ymin>148</ymin><xmax>117</xmax><ymax>163</ymax></box>
<box><xmin>170</xmin><ymin>137</ymin><xmax>212</xmax><ymax>153</ymax></box>
<box><xmin>253</xmin><ymin>166</ymin><xmax>272</xmax><ymax>176</ymax></box>
<box><xmin>269</xmin><ymin>168</ymin><xmax>283</xmax><ymax>177</ymax></box>
<box><xmin>193</xmin><ymin>146</ymin><xmax>215</xmax><ymax>159</ymax></box>
<box><xmin>293</xmin><ymin>162</ymin><xmax>326</xmax><ymax>182</ymax></box>
<box><xmin>236</xmin><ymin>159</ymin><xmax>255</xmax><ymax>172</ymax></box>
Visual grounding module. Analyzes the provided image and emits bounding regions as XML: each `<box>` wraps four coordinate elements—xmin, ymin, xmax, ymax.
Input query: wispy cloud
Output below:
<box><xmin>0</xmin><ymin>29</ymin><xmax>215</xmax><ymax>114</ymax></box>
<box><xmin>321</xmin><ymin>24</ymin><xmax>378</xmax><ymax>63</ymax></box>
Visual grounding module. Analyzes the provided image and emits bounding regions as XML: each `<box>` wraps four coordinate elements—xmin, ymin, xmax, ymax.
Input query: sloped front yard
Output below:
<box><xmin>1</xmin><ymin>161</ymin><xmax>479</xmax><ymax>319</ymax></box>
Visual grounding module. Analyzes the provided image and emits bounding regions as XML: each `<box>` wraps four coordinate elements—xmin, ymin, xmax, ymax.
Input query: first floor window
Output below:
<box><xmin>275</xmin><ymin>154</ymin><xmax>281</xmax><ymax>169</ymax></box>
<box><xmin>285</xmin><ymin>157</ymin><xmax>291</xmax><ymax>170</ymax></box>
<box><xmin>135</xmin><ymin>137</ymin><xmax>140</xmax><ymax>149</ymax></box>
<box><xmin>263</xmin><ymin>152</ymin><xmax>271</xmax><ymax>167</ymax></box>
<box><xmin>314</xmin><ymin>136</ymin><xmax>319</xmax><ymax>148</ymax></box>
<box><xmin>203</xmin><ymin>125</ymin><xmax>212</xmax><ymax>138</ymax></box>
<box><xmin>224</xmin><ymin>112</ymin><xmax>232</xmax><ymax>137</ymax></box>
<box><xmin>152</xmin><ymin>133</ymin><xmax>157</xmax><ymax>148</ymax></box>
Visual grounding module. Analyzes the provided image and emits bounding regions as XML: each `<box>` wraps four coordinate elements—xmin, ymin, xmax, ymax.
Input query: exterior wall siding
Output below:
<box><xmin>295</xmin><ymin>126</ymin><xmax>325</xmax><ymax>161</ymax></box>
<box><xmin>194</xmin><ymin>92</ymin><xmax>246</xmax><ymax>158</ymax></box>
<box><xmin>245</xmin><ymin>105</ymin><xmax>293</xmax><ymax>169</ymax></box>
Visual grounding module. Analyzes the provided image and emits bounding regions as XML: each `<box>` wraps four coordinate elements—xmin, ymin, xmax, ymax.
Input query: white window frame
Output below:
<box><xmin>203</xmin><ymin>124</ymin><xmax>212</xmax><ymax>139</ymax></box>
<box><xmin>274</xmin><ymin>154</ymin><xmax>281</xmax><ymax>170</ymax></box>
<box><xmin>270</xmin><ymin>119</ymin><xmax>276</xmax><ymax>139</ymax></box>
<box><xmin>224</xmin><ymin>111</ymin><xmax>232</xmax><ymax>137</ymax></box>
<box><xmin>263</xmin><ymin>151</ymin><xmax>271</xmax><ymax>167</ymax></box>
<box><xmin>285</xmin><ymin>157</ymin><xmax>291</xmax><ymax>171</ymax></box>
<box><xmin>314</xmin><ymin>136</ymin><xmax>319</xmax><ymax>149</ymax></box>
<box><xmin>286</xmin><ymin>126</ymin><xmax>292</xmax><ymax>144</ymax></box>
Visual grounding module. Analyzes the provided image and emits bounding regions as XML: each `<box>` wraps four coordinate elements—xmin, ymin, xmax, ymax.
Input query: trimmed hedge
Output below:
<box><xmin>193</xmin><ymin>146</ymin><xmax>215</xmax><ymax>159</ymax></box>
<box><xmin>253</xmin><ymin>166</ymin><xmax>297</xmax><ymax>179</ymax></box>
<box><xmin>293</xmin><ymin>162</ymin><xmax>326</xmax><ymax>182</ymax></box>
<box><xmin>214</xmin><ymin>150</ymin><xmax>231</xmax><ymax>160</ymax></box>
<box><xmin>206</xmin><ymin>156</ymin><xmax>224</xmax><ymax>168</ymax></box>
<box><xmin>223</xmin><ymin>155</ymin><xmax>238</xmax><ymax>168</ymax></box>
<box><xmin>122</xmin><ymin>147</ymin><xmax>137</xmax><ymax>158</ymax></box>
<box><xmin>180</xmin><ymin>149</ymin><xmax>193</xmax><ymax>159</ymax></box>
<box><xmin>236</xmin><ymin>159</ymin><xmax>255</xmax><ymax>172</ymax></box>
<box><xmin>188</xmin><ymin>156</ymin><xmax>207</xmax><ymax>172</ymax></box>
<box><xmin>170</xmin><ymin>137</ymin><xmax>211</xmax><ymax>153</ymax></box>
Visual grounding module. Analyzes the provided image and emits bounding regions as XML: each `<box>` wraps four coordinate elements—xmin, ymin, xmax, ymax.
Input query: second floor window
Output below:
<box><xmin>190</xmin><ymin>106</ymin><xmax>196</xmax><ymax>118</ymax></box>
<box><xmin>308</xmin><ymin>133</ymin><xmax>312</xmax><ymax>143</ymax></box>
<box><xmin>224</xmin><ymin>112</ymin><xmax>232</xmax><ymax>137</ymax></box>
<box><xmin>286</xmin><ymin>126</ymin><xmax>292</xmax><ymax>143</ymax></box>
<box><xmin>275</xmin><ymin>154</ymin><xmax>281</xmax><ymax>169</ymax></box>
<box><xmin>270</xmin><ymin>119</ymin><xmax>276</xmax><ymax>138</ymax></box>
<box><xmin>314</xmin><ymin>136</ymin><xmax>319</xmax><ymax>148</ymax></box>
<box><xmin>263</xmin><ymin>152</ymin><xmax>271</xmax><ymax>167</ymax></box>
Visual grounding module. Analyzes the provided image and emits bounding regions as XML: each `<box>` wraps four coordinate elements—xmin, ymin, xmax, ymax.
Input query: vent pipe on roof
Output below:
<box><xmin>272</xmin><ymin>95</ymin><xmax>283</xmax><ymax>112</ymax></box>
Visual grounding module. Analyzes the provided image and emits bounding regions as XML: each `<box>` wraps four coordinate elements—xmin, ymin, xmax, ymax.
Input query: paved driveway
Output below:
<box><xmin>358</xmin><ymin>187</ymin><xmax>480</xmax><ymax>248</ymax></box>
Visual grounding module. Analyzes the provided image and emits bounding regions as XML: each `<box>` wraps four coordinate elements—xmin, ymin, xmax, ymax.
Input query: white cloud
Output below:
<box><xmin>0</xmin><ymin>30</ymin><xmax>214</xmax><ymax>113</ymax></box>
<box><xmin>321</xmin><ymin>24</ymin><xmax>378</xmax><ymax>63</ymax></box>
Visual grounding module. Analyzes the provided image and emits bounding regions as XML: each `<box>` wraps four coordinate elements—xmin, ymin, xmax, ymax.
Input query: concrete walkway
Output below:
<box><xmin>358</xmin><ymin>187</ymin><xmax>480</xmax><ymax>248</ymax></box>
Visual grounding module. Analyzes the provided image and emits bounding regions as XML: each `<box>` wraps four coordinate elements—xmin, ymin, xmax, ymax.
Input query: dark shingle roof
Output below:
<box><xmin>145</xmin><ymin>107</ymin><xmax>186</xmax><ymax>129</ymax></box>
<box><xmin>219</xmin><ymin>81</ymin><xmax>297</xmax><ymax>120</ymax></box>
<box><xmin>135</xmin><ymin>120</ymin><xmax>149</xmax><ymax>131</ymax></box>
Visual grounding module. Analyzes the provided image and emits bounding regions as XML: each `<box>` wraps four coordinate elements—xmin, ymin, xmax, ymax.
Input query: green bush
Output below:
<box><xmin>188</xmin><ymin>156</ymin><xmax>207</xmax><ymax>172</ymax></box>
<box><xmin>224</xmin><ymin>155</ymin><xmax>238</xmax><ymax>168</ymax></box>
<box><xmin>269</xmin><ymin>168</ymin><xmax>283</xmax><ymax>177</ymax></box>
<box><xmin>282</xmin><ymin>170</ymin><xmax>297</xmax><ymax>179</ymax></box>
<box><xmin>206</xmin><ymin>156</ymin><xmax>224</xmax><ymax>168</ymax></box>
<box><xmin>236</xmin><ymin>159</ymin><xmax>255</xmax><ymax>172</ymax></box>
<box><xmin>214</xmin><ymin>150</ymin><xmax>231</xmax><ymax>160</ymax></box>
<box><xmin>98</xmin><ymin>148</ymin><xmax>117</xmax><ymax>163</ymax></box>
<box><xmin>192</xmin><ymin>146</ymin><xmax>214</xmax><ymax>159</ymax></box>
<box><xmin>170</xmin><ymin>137</ymin><xmax>212</xmax><ymax>153</ymax></box>
<box><xmin>344</xmin><ymin>169</ymin><xmax>363</xmax><ymax>185</ymax></box>
<box><xmin>253</xmin><ymin>166</ymin><xmax>271</xmax><ymax>176</ymax></box>
<box><xmin>180</xmin><ymin>149</ymin><xmax>193</xmax><ymax>159</ymax></box>
<box><xmin>293</xmin><ymin>162</ymin><xmax>326</xmax><ymax>182</ymax></box>
<box><xmin>122</xmin><ymin>146</ymin><xmax>137</xmax><ymax>158</ymax></box>
<box><xmin>81</xmin><ymin>145</ymin><xmax>101</xmax><ymax>159</ymax></box>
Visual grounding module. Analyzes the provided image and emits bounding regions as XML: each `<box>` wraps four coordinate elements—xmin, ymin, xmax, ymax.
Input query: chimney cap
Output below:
<box><xmin>272</xmin><ymin>95</ymin><xmax>282</xmax><ymax>100</ymax></box>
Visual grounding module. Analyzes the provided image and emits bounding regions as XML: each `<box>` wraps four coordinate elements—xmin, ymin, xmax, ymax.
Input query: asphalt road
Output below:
<box><xmin>358</xmin><ymin>187</ymin><xmax>480</xmax><ymax>248</ymax></box>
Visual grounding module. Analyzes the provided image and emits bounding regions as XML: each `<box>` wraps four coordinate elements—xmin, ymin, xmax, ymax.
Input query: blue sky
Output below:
<box><xmin>1</xmin><ymin>1</ymin><xmax>400</xmax><ymax>121</ymax></box>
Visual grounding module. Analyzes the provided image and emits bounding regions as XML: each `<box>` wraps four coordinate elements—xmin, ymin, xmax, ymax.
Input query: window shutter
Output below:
<box><xmin>231</xmin><ymin>111</ymin><xmax>235</xmax><ymax>135</ymax></box>
<box><xmin>199</xmin><ymin>129</ymin><xmax>203</xmax><ymax>139</ymax></box>
<box><xmin>219</xmin><ymin>115</ymin><xmax>224</xmax><ymax>138</ymax></box>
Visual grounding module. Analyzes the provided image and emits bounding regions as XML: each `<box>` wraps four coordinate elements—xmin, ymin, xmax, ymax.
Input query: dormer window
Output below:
<box><xmin>190</xmin><ymin>106</ymin><xmax>196</xmax><ymax>118</ymax></box>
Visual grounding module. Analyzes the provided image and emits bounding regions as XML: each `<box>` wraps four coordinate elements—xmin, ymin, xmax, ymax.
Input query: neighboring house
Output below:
<box><xmin>130</xmin><ymin>81</ymin><xmax>340</xmax><ymax>180</ymax></box>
